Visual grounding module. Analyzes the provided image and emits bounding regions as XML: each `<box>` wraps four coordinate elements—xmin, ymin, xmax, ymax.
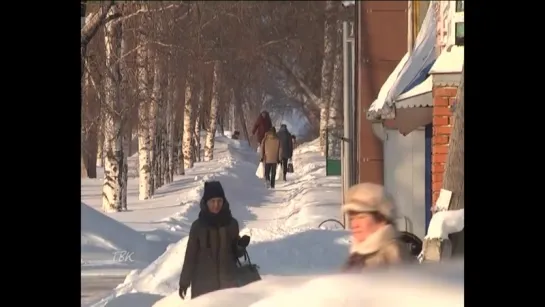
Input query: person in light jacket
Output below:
<box><xmin>260</xmin><ymin>127</ymin><xmax>282</xmax><ymax>189</ymax></box>
<box><xmin>342</xmin><ymin>183</ymin><xmax>412</xmax><ymax>271</ymax></box>
<box><xmin>178</xmin><ymin>181</ymin><xmax>250</xmax><ymax>299</ymax></box>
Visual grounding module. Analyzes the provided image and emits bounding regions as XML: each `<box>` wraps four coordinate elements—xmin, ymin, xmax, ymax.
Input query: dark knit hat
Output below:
<box><xmin>202</xmin><ymin>181</ymin><xmax>226</xmax><ymax>203</ymax></box>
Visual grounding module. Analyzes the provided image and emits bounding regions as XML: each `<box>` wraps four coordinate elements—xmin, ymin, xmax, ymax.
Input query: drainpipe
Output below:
<box><xmin>371</xmin><ymin>121</ymin><xmax>387</xmax><ymax>142</ymax></box>
<box><xmin>356</xmin><ymin>1</ymin><xmax>384</xmax><ymax>186</ymax></box>
<box><xmin>407</xmin><ymin>0</ymin><xmax>414</xmax><ymax>54</ymax></box>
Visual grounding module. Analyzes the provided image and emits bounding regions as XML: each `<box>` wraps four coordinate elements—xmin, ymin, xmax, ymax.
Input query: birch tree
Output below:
<box><xmin>319</xmin><ymin>0</ymin><xmax>338</xmax><ymax>155</ymax></box>
<box><xmin>102</xmin><ymin>4</ymin><xmax>123</xmax><ymax>212</ymax></box>
<box><xmin>136</xmin><ymin>5</ymin><xmax>151</xmax><ymax>200</ymax></box>
<box><xmin>204</xmin><ymin>61</ymin><xmax>221</xmax><ymax>161</ymax></box>
<box><xmin>182</xmin><ymin>66</ymin><xmax>196</xmax><ymax>169</ymax></box>
<box><xmin>119</xmin><ymin>13</ymin><xmax>129</xmax><ymax>210</ymax></box>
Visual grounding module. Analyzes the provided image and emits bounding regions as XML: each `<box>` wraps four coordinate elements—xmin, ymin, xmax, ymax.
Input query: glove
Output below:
<box><xmin>238</xmin><ymin>235</ymin><xmax>251</xmax><ymax>247</ymax></box>
<box><xmin>179</xmin><ymin>285</ymin><xmax>188</xmax><ymax>299</ymax></box>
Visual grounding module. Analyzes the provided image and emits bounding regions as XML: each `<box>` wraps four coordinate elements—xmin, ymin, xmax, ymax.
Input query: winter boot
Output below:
<box><xmin>265</xmin><ymin>180</ymin><xmax>271</xmax><ymax>188</ymax></box>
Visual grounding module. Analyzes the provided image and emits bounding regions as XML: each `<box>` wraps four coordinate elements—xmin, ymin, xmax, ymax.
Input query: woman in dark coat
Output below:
<box><xmin>251</xmin><ymin>111</ymin><xmax>273</xmax><ymax>145</ymax></box>
<box><xmin>178</xmin><ymin>181</ymin><xmax>250</xmax><ymax>300</ymax></box>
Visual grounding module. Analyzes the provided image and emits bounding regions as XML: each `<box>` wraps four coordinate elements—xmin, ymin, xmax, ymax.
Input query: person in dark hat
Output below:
<box><xmin>178</xmin><ymin>181</ymin><xmax>251</xmax><ymax>300</ymax></box>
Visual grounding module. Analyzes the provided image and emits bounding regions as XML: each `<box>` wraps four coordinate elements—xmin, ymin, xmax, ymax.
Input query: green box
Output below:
<box><xmin>326</xmin><ymin>159</ymin><xmax>341</xmax><ymax>176</ymax></box>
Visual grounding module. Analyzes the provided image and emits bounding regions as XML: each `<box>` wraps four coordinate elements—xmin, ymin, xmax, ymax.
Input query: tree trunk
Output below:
<box><xmin>319</xmin><ymin>0</ymin><xmax>338</xmax><ymax>155</ymax></box>
<box><xmin>326</xmin><ymin>19</ymin><xmax>343</xmax><ymax>159</ymax></box>
<box><xmin>148</xmin><ymin>55</ymin><xmax>158</xmax><ymax>195</ymax></box>
<box><xmin>96</xmin><ymin>119</ymin><xmax>104</xmax><ymax>167</ymax></box>
<box><xmin>151</xmin><ymin>55</ymin><xmax>165</xmax><ymax>190</ymax></box>
<box><xmin>136</xmin><ymin>6</ymin><xmax>151</xmax><ymax>200</ymax></box>
<box><xmin>183</xmin><ymin>66</ymin><xmax>196</xmax><ymax>169</ymax></box>
<box><xmin>443</xmin><ymin>65</ymin><xmax>465</xmax><ymax>256</ymax></box>
<box><xmin>193</xmin><ymin>78</ymin><xmax>204</xmax><ymax>163</ymax></box>
<box><xmin>233</xmin><ymin>88</ymin><xmax>251</xmax><ymax>147</ymax></box>
<box><xmin>119</xmin><ymin>17</ymin><xmax>129</xmax><ymax>210</ymax></box>
<box><xmin>101</xmin><ymin>4</ymin><xmax>123</xmax><ymax>212</ymax></box>
<box><xmin>204</xmin><ymin>61</ymin><xmax>221</xmax><ymax>161</ymax></box>
<box><xmin>175</xmin><ymin>80</ymin><xmax>185</xmax><ymax>175</ymax></box>
<box><xmin>165</xmin><ymin>66</ymin><xmax>175</xmax><ymax>183</ymax></box>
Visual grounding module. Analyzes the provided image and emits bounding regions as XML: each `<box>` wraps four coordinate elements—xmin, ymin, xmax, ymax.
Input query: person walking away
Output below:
<box><xmin>251</xmin><ymin>111</ymin><xmax>272</xmax><ymax>150</ymax></box>
<box><xmin>341</xmin><ymin>183</ymin><xmax>412</xmax><ymax>271</ymax></box>
<box><xmin>276</xmin><ymin>124</ymin><xmax>293</xmax><ymax>181</ymax></box>
<box><xmin>260</xmin><ymin>127</ymin><xmax>282</xmax><ymax>188</ymax></box>
<box><xmin>178</xmin><ymin>181</ymin><xmax>251</xmax><ymax>300</ymax></box>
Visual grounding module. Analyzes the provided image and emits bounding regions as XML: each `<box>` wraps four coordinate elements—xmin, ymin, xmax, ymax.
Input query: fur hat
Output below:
<box><xmin>342</xmin><ymin>183</ymin><xmax>396</xmax><ymax>222</ymax></box>
<box><xmin>202</xmin><ymin>181</ymin><xmax>226</xmax><ymax>203</ymax></box>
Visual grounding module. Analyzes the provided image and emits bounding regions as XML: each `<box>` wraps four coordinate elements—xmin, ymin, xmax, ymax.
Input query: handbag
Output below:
<box><xmin>255</xmin><ymin>162</ymin><xmax>265</xmax><ymax>179</ymax></box>
<box><xmin>235</xmin><ymin>250</ymin><xmax>261</xmax><ymax>287</ymax></box>
<box><xmin>287</xmin><ymin>159</ymin><xmax>294</xmax><ymax>173</ymax></box>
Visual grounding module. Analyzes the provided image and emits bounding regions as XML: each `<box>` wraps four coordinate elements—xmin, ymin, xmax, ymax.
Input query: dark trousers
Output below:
<box><xmin>280</xmin><ymin>158</ymin><xmax>289</xmax><ymax>180</ymax></box>
<box><xmin>264</xmin><ymin>163</ymin><xmax>277</xmax><ymax>188</ymax></box>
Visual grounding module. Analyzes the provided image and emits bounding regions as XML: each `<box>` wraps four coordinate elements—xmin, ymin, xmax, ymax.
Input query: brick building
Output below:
<box><xmin>361</xmin><ymin>0</ymin><xmax>464</xmax><ymax>239</ymax></box>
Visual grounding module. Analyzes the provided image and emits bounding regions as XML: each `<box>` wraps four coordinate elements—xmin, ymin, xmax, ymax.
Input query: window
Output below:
<box><xmin>455</xmin><ymin>22</ymin><xmax>464</xmax><ymax>46</ymax></box>
<box><xmin>455</xmin><ymin>1</ymin><xmax>464</xmax><ymax>12</ymax></box>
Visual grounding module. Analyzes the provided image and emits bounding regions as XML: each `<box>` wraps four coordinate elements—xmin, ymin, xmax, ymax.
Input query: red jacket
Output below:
<box><xmin>252</xmin><ymin>114</ymin><xmax>272</xmax><ymax>144</ymax></box>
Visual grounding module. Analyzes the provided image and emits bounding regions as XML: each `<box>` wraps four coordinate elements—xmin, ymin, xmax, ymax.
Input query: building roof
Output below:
<box><xmin>367</xmin><ymin>4</ymin><xmax>437</xmax><ymax>120</ymax></box>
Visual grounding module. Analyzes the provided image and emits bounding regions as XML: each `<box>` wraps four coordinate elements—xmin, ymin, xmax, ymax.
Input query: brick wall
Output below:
<box><xmin>431</xmin><ymin>86</ymin><xmax>457</xmax><ymax>204</ymax></box>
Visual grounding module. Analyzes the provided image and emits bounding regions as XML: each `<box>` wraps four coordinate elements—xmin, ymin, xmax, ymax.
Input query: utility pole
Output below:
<box><xmin>341</xmin><ymin>21</ymin><xmax>356</xmax><ymax>228</ymax></box>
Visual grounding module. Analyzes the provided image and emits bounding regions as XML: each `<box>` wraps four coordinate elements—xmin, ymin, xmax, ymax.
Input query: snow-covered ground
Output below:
<box><xmin>84</xmin><ymin>137</ymin><xmax>351</xmax><ymax>307</ymax></box>
<box><xmin>83</xmin><ymin>135</ymin><xmax>462</xmax><ymax>307</ymax></box>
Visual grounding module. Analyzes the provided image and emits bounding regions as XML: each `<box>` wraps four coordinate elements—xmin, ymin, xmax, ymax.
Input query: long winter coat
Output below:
<box><xmin>276</xmin><ymin>127</ymin><xmax>293</xmax><ymax>159</ymax></box>
<box><xmin>252</xmin><ymin>112</ymin><xmax>272</xmax><ymax>144</ymax></box>
<box><xmin>179</xmin><ymin>212</ymin><xmax>244</xmax><ymax>299</ymax></box>
<box><xmin>260</xmin><ymin>132</ymin><xmax>282</xmax><ymax>164</ymax></box>
<box><xmin>343</xmin><ymin>225</ymin><xmax>413</xmax><ymax>271</ymax></box>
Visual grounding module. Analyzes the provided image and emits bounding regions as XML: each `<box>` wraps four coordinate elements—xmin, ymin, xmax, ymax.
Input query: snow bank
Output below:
<box><xmin>425</xmin><ymin>209</ymin><xmax>464</xmax><ymax>240</ymax></box>
<box><xmin>81</xmin><ymin>203</ymin><xmax>162</xmax><ymax>274</ymax></box>
<box><xmin>152</xmin><ymin>261</ymin><xmax>463</xmax><ymax>307</ymax></box>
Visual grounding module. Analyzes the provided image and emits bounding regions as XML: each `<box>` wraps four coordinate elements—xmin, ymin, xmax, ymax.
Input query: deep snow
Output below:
<box><xmin>85</xmin><ymin>137</ymin><xmax>349</xmax><ymax>307</ymax></box>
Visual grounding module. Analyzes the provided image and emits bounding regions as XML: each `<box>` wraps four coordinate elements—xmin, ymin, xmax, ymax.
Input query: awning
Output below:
<box><xmin>367</xmin><ymin>3</ymin><xmax>437</xmax><ymax>120</ymax></box>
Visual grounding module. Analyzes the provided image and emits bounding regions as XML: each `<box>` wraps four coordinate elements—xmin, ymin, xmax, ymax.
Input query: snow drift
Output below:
<box><xmin>81</xmin><ymin>203</ymin><xmax>163</xmax><ymax>273</ymax></box>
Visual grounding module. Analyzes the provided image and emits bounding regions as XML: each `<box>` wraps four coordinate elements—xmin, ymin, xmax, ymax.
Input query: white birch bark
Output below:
<box><xmin>102</xmin><ymin>4</ymin><xmax>123</xmax><ymax>212</ymax></box>
<box><xmin>327</xmin><ymin>20</ymin><xmax>343</xmax><ymax>160</ymax></box>
<box><xmin>319</xmin><ymin>0</ymin><xmax>337</xmax><ymax>156</ymax></box>
<box><xmin>204</xmin><ymin>61</ymin><xmax>221</xmax><ymax>161</ymax></box>
<box><xmin>182</xmin><ymin>67</ymin><xmax>195</xmax><ymax>169</ymax></box>
<box><xmin>136</xmin><ymin>5</ymin><xmax>151</xmax><ymax>200</ymax></box>
<box><xmin>119</xmin><ymin>18</ymin><xmax>129</xmax><ymax>210</ymax></box>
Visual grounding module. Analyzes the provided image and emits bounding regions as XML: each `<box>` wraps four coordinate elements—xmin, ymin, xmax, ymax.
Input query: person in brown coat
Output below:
<box><xmin>178</xmin><ymin>181</ymin><xmax>251</xmax><ymax>299</ymax></box>
<box><xmin>260</xmin><ymin>127</ymin><xmax>282</xmax><ymax>189</ymax></box>
<box><xmin>342</xmin><ymin>183</ymin><xmax>412</xmax><ymax>271</ymax></box>
<box><xmin>251</xmin><ymin>111</ymin><xmax>273</xmax><ymax>145</ymax></box>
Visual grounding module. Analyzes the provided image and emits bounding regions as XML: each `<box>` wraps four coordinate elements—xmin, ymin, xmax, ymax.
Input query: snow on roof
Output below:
<box><xmin>425</xmin><ymin>209</ymin><xmax>465</xmax><ymax>240</ymax></box>
<box><xmin>342</xmin><ymin>1</ymin><xmax>355</xmax><ymax>7</ymax></box>
<box><xmin>367</xmin><ymin>4</ymin><xmax>437</xmax><ymax>118</ymax></box>
<box><xmin>396</xmin><ymin>76</ymin><xmax>433</xmax><ymax>109</ymax></box>
<box><xmin>430</xmin><ymin>45</ymin><xmax>464</xmax><ymax>74</ymax></box>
